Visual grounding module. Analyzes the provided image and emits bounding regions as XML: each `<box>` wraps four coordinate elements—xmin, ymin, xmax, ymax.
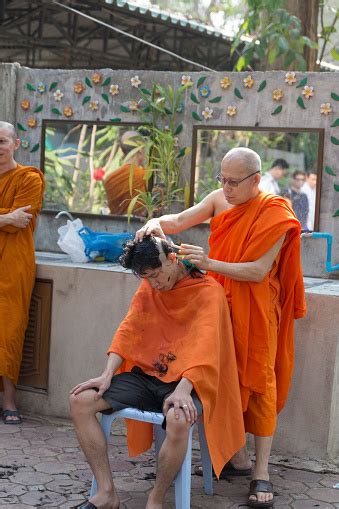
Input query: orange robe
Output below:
<box><xmin>0</xmin><ymin>164</ymin><xmax>45</xmax><ymax>390</ymax></box>
<box><xmin>208</xmin><ymin>192</ymin><xmax>306</xmax><ymax>422</ymax></box>
<box><xmin>104</xmin><ymin>163</ymin><xmax>146</xmax><ymax>215</ymax></box>
<box><xmin>108</xmin><ymin>275</ymin><xmax>245</xmax><ymax>478</ymax></box>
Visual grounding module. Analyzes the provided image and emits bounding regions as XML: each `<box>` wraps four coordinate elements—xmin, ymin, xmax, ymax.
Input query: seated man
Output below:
<box><xmin>70</xmin><ymin>236</ymin><xmax>245</xmax><ymax>509</ymax></box>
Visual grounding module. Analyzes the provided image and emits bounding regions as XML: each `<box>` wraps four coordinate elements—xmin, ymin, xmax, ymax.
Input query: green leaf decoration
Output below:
<box><xmin>234</xmin><ymin>87</ymin><xmax>243</xmax><ymax>99</ymax></box>
<box><xmin>192</xmin><ymin>111</ymin><xmax>202</xmax><ymax>122</ymax></box>
<box><xmin>174</xmin><ymin>123</ymin><xmax>183</xmax><ymax>135</ymax></box>
<box><xmin>49</xmin><ymin>82</ymin><xmax>58</xmax><ymax>92</ymax></box>
<box><xmin>102</xmin><ymin>77</ymin><xmax>111</xmax><ymax>87</ymax></box>
<box><xmin>164</xmin><ymin>107</ymin><xmax>172</xmax><ymax>115</ymax></box>
<box><xmin>17</xmin><ymin>123</ymin><xmax>27</xmax><ymax>132</ymax></box>
<box><xmin>333</xmin><ymin>210</ymin><xmax>339</xmax><ymax>217</ymax></box>
<box><xmin>190</xmin><ymin>93</ymin><xmax>200</xmax><ymax>104</ymax></box>
<box><xmin>110</xmin><ymin>117</ymin><xmax>122</xmax><ymax>122</ymax></box>
<box><xmin>140</xmin><ymin>88</ymin><xmax>151</xmax><ymax>95</ymax></box>
<box><xmin>85</xmin><ymin>77</ymin><xmax>93</xmax><ymax>88</ymax></box>
<box><xmin>257</xmin><ymin>80</ymin><xmax>267</xmax><ymax>92</ymax></box>
<box><xmin>143</xmin><ymin>106</ymin><xmax>151</xmax><ymax>113</ymax></box>
<box><xmin>30</xmin><ymin>143</ymin><xmax>40</xmax><ymax>153</ymax></box>
<box><xmin>330</xmin><ymin>118</ymin><xmax>339</xmax><ymax>128</ymax></box>
<box><xmin>82</xmin><ymin>96</ymin><xmax>91</xmax><ymax>106</ymax></box>
<box><xmin>297</xmin><ymin>96</ymin><xmax>306</xmax><ymax>109</ymax></box>
<box><xmin>26</xmin><ymin>83</ymin><xmax>36</xmax><ymax>91</ymax></box>
<box><xmin>272</xmin><ymin>105</ymin><xmax>283</xmax><ymax>115</ymax></box>
<box><xmin>101</xmin><ymin>93</ymin><xmax>110</xmax><ymax>105</ymax></box>
<box><xmin>331</xmin><ymin>136</ymin><xmax>339</xmax><ymax>145</ymax></box>
<box><xmin>296</xmin><ymin>77</ymin><xmax>308</xmax><ymax>88</ymax></box>
<box><xmin>334</xmin><ymin>184</ymin><xmax>339</xmax><ymax>192</ymax></box>
<box><xmin>325</xmin><ymin>166</ymin><xmax>336</xmax><ymax>176</ymax></box>
<box><xmin>177</xmin><ymin>147</ymin><xmax>187</xmax><ymax>158</ymax></box>
<box><xmin>197</xmin><ymin>76</ymin><xmax>206</xmax><ymax>87</ymax></box>
<box><xmin>120</xmin><ymin>105</ymin><xmax>130</xmax><ymax>113</ymax></box>
<box><xmin>209</xmin><ymin>96</ymin><xmax>222</xmax><ymax>103</ymax></box>
<box><xmin>51</xmin><ymin>108</ymin><xmax>62</xmax><ymax>115</ymax></box>
<box><xmin>330</xmin><ymin>92</ymin><xmax>339</xmax><ymax>101</ymax></box>
<box><xmin>34</xmin><ymin>104</ymin><xmax>43</xmax><ymax>113</ymax></box>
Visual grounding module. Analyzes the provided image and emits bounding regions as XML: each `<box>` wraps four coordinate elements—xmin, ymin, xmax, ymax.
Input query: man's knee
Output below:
<box><xmin>69</xmin><ymin>390</ymin><xmax>98</xmax><ymax>418</ymax></box>
<box><xmin>166</xmin><ymin>408</ymin><xmax>191</xmax><ymax>441</ymax></box>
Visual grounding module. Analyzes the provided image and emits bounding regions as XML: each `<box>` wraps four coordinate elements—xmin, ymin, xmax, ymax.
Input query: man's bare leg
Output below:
<box><xmin>248</xmin><ymin>435</ymin><xmax>274</xmax><ymax>504</ymax></box>
<box><xmin>2</xmin><ymin>377</ymin><xmax>20</xmax><ymax>422</ymax></box>
<box><xmin>70</xmin><ymin>390</ymin><xmax>120</xmax><ymax>509</ymax></box>
<box><xmin>229</xmin><ymin>443</ymin><xmax>252</xmax><ymax>470</ymax></box>
<box><xmin>146</xmin><ymin>408</ymin><xmax>191</xmax><ymax>509</ymax></box>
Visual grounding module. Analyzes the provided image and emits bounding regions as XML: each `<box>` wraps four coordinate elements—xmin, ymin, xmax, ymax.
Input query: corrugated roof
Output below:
<box><xmin>104</xmin><ymin>0</ymin><xmax>233</xmax><ymax>41</ymax></box>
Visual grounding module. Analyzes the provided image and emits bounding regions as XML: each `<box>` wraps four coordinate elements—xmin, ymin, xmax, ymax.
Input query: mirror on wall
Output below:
<box><xmin>191</xmin><ymin>127</ymin><xmax>324</xmax><ymax>231</ymax></box>
<box><xmin>41</xmin><ymin>120</ymin><xmax>149</xmax><ymax>216</ymax></box>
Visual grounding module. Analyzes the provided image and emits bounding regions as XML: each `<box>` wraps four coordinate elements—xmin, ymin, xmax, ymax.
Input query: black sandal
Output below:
<box><xmin>248</xmin><ymin>479</ymin><xmax>274</xmax><ymax>508</ymax></box>
<box><xmin>71</xmin><ymin>502</ymin><xmax>97</xmax><ymax>509</ymax></box>
<box><xmin>2</xmin><ymin>409</ymin><xmax>22</xmax><ymax>425</ymax></box>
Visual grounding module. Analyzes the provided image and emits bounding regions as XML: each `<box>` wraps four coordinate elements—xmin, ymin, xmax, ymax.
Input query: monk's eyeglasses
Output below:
<box><xmin>216</xmin><ymin>170</ymin><xmax>260</xmax><ymax>188</ymax></box>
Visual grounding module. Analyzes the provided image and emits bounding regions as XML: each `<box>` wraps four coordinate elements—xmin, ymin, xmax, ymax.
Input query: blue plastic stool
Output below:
<box><xmin>90</xmin><ymin>407</ymin><xmax>213</xmax><ymax>509</ymax></box>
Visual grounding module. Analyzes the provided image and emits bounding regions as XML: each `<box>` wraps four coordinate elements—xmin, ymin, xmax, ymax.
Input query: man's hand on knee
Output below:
<box><xmin>70</xmin><ymin>373</ymin><xmax>112</xmax><ymax>399</ymax></box>
<box><xmin>163</xmin><ymin>388</ymin><xmax>197</xmax><ymax>424</ymax></box>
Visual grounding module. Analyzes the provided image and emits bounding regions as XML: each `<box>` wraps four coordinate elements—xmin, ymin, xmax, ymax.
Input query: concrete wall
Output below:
<box><xmin>0</xmin><ymin>63</ymin><xmax>338</xmax><ymax>277</ymax></box>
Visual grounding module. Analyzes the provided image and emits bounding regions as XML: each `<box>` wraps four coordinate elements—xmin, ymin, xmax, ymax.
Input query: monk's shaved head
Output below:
<box><xmin>0</xmin><ymin>121</ymin><xmax>18</xmax><ymax>142</ymax></box>
<box><xmin>221</xmin><ymin>147</ymin><xmax>261</xmax><ymax>175</ymax></box>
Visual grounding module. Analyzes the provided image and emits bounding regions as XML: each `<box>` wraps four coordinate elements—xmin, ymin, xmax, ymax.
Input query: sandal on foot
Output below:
<box><xmin>71</xmin><ymin>502</ymin><xmax>97</xmax><ymax>509</ymax></box>
<box><xmin>194</xmin><ymin>461</ymin><xmax>251</xmax><ymax>479</ymax></box>
<box><xmin>248</xmin><ymin>479</ymin><xmax>274</xmax><ymax>508</ymax></box>
<box><xmin>2</xmin><ymin>409</ymin><xmax>22</xmax><ymax>425</ymax></box>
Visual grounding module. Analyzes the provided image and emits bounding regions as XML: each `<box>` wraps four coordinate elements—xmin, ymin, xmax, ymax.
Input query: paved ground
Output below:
<box><xmin>0</xmin><ymin>413</ymin><xmax>338</xmax><ymax>508</ymax></box>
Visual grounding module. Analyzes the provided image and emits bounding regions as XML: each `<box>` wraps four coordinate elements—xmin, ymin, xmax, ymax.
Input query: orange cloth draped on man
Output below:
<box><xmin>208</xmin><ymin>191</ymin><xmax>306</xmax><ymax>436</ymax></box>
<box><xmin>104</xmin><ymin>163</ymin><xmax>146</xmax><ymax>215</ymax></box>
<box><xmin>0</xmin><ymin>164</ymin><xmax>45</xmax><ymax>390</ymax></box>
<box><xmin>107</xmin><ymin>274</ymin><xmax>246</xmax><ymax>478</ymax></box>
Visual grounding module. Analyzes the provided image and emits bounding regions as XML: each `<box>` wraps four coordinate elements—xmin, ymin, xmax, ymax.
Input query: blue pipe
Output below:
<box><xmin>309</xmin><ymin>232</ymin><xmax>339</xmax><ymax>273</ymax></box>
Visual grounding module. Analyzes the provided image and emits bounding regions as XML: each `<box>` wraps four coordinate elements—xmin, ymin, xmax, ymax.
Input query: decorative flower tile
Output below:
<box><xmin>37</xmin><ymin>82</ymin><xmax>47</xmax><ymax>94</ymax></box>
<box><xmin>63</xmin><ymin>106</ymin><xmax>74</xmax><ymax>117</ymax></box>
<box><xmin>20</xmin><ymin>99</ymin><xmax>30</xmax><ymax>111</ymax></box>
<box><xmin>27</xmin><ymin>117</ymin><xmax>38</xmax><ymax>128</ymax></box>
<box><xmin>92</xmin><ymin>72</ymin><xmax>103</xmax><ymax>85</ymax></box>
<box><xmin>181</xmin><ymin>75</ymin><xmax>193</xmax><ymax>86</ymax></box>
<box><xmin>74</xmin><ymin>81</ymin><xmax>85</xmax><ymax>94</ymax></box>
<box><xmin>243</xmin><ymin>75</ymin><xmax>254</xmax><ymax>88</ymax></box>
<box><xmin>131</xmin><ymin>75</ymin><xmax>141</xmax><ymax>88</ymax></box>
<box><xmin>302</xmin><ymin>85</ymin><xmax>314</xmax><ymax>99</ymax></box>
<box><xmin>109</xmin><ymin>84</ymin><xmax>120</xmax><ymax>96</ymax></box>
<box><xmin>226</xmin><ymin>105</ymin><xmax>237</xmax><ymax>117</ymax></box>
<box><xmin>53</xmin><ymin>89</ymin><xmax>64</xmax><ymax>102</ymax></box>
<box><xmin>272</xmin><ymin>89</ymin><xmax>284</xmax><ymax>102</ymax></box>
<box><xmin>20</xmin><ymin>137</ymin><xmax>30</xmax><ymax>149</ymax></box>
<box><xmin>201</xmin><ymin>107</ymin><xmax>213</xmax><ymax>120</ymax></box>
<box><xmin>320</xmin><ymin>102</ymin><xmax>332</xmax><ymax>115</ymax></box>
<box><xmin>128</xmin><ymin>100</ymin><xmax>140</xmax><ymax>112</ymax></box>
<box><xmin>199</xmin><ymin>84</ymin><xmax>211</xmax><ymax>99</ymax></box>
<box><xmin>89</xmin><ymin>100</ymin><xmax>99</xmax><ymax>111</ymax></box>
<box><xmin>285</xmin><ymin>72</ymin><xmax>297</xmax><ymax>86</ymax></box>
<box><xmin>220</xmin><ymin>77</ymin><xmax>231</xmax><ymax>90</ymax></box>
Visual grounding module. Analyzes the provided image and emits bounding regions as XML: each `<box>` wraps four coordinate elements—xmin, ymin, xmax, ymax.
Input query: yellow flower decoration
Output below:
<box><xmin>92</xmin><ymin>72</ymin><xmax>103</xmax><ymax>85</ymax></box>
<box><xmin>20</xmin><ymin>99</ymin><xmax>30</xmax><ymax>111</ymax></box>
<box><xmin>74</xmin><ymin>82</ymin><xmax>85</xmax><ymax>94</ymax></box>
<box><xmin>272</xmin><ymin>89</ymin><xmax>284</xmax><ymax>102</ymax></box>
<box><xmin>220</xmin><ymin>77</ymin><xmax>231</xmax><ymax>90</ymax></box>
<box><xmin>109</xmin><ymin>84</ymin><xmax>120</xmax><ymax>96</ymax></box>
<box><xmin>285</xmin><ymin>72</ymin><xmax>297</xmax><ymax>86</ymax></box>
<box><xmin>131</xmin><ymin>75</ymin><xmax>141</xmax><ymax>88</ymax></box>
<box><xmin>226</xmin><ymin>105</ymin><xmax>237</xmax><ymax>117</ymax></box>
<box><xmin>27</xmin><ymin>117</ymin><xmax>37</xmax><ymax>128</ymax></box>
<box><xmin>243</xmin><ymin>75</ymin><xmax>254</xmax><ymax>88</ymax></box>
<box><xmin>201</xmin><ymin>107</ymin><xmax>213</xmax><ymax>120</ymax></box>
<box><xmin>128</xmin><ymin>100</ymin><xmax>140</xmax><ymax>112</ymax></box>
<box><xmin>181</xmin><ymin>75</ymin><xmax>193</xmax><ymax>86</ymax></box>
<box><xmin>302</xmin><ymin>85</ymin><xmax>314</xmax><ymax>100</ymax></box>
<box><xmin>320</xmin><ymin>102</ymin><xmax>332</xmax><ymax>115</ymax></box>
<box><xmin>63</xmin><ymin>106</ymin><xmax>74</xmax><ymax>118</ymax></box>
<box><xmin>89</xmin><ymin>100</ymin><xmax>99</xmax><ymax>111</ymax></box>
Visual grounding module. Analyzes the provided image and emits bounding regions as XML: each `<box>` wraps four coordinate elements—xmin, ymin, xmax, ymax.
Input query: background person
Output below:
<box><xmin>259</xmin><ymin>158</ymin><xmax>289</xmax><ymax>194</ymax></box>
<box><xmin>289</xmin><ymin>170</ymin><xmax>309</xmax><ymax>230</ymax></box>
<box><xmin>0</xmin><ymin>121</ymin><xmax>45</xmax><ymax>424</ymax></box>
<box><xmin>301</xmin><ymin>171</ymin><xmax>317</xmax><ymax>230</ymax></box>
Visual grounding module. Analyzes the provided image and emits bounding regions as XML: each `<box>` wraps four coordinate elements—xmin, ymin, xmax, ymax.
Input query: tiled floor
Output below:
<box><xmin>0</xmin><ymin>414</ymin><xmax>338</xmax><ymax>508</ymax></box>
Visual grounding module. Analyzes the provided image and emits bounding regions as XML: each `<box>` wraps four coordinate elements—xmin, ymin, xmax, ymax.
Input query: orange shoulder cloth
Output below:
<box><xmin>208</xmin><ymin>192</ymin><xmax>306</xmax><ymax>412</ymax></box>
<box><xmin>108</xmin><ymin>275</ymin><xmax>245</xmax><ymax>477</ymax></box>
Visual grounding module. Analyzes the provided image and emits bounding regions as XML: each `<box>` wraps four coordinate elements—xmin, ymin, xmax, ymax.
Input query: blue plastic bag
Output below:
<box><xmin>78</xmin><ymin>227</ymin><xmax>133</xmax><ymax>262</ymax></box>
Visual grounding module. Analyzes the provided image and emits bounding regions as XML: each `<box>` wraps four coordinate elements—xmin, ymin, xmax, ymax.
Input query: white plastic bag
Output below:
<box><xmin>57</xmin><ymin>219</ymin><xmax>88</xmax><ymax>263</ymax></box>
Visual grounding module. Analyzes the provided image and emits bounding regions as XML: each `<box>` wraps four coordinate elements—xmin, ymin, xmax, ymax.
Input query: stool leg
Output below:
<box><xmin>198</xmin><ymin>419</ymin><xmax>213</xmax><ymax>495</ymax></box>
<box><xmin>174</xmin><ymin>425</ymin><xmax>193</xmax><ymax>509</ymax></box>
<box><xmin>90</xmin><ymin>414</ymin><xmax>115</xmax><ymax>498</ymax></box>
<box><xmin>154</xmin><ymin>424</ymin><xmax>166</xmax><ymax>457</ymax></box>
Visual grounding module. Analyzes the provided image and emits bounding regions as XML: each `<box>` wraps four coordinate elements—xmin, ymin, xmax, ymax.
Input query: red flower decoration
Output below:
<box><xmin>93</xmin><ymin>167</ymin><xmax>105</xmax><ymax>181</ymax></box>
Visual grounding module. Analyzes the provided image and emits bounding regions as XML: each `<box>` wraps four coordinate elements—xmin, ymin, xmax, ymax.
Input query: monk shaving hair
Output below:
<box><xmin>0</xmin><ymin>121</ymin><xmax>45</xmax><ymax>424</ymax></box>
<box><xmin>70</xmin><ymin>235</ymin><xmax>245</xmax><ymax>509</ymax></box>
<box><xmin>136</xmin><ymin>147</ymin><xmax>306</xmax><ymax>508</ymax></box>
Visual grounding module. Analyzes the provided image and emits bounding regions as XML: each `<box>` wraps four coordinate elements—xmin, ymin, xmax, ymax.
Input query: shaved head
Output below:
<box><xmin>0</xmin><ymin>121</ymin><xmax>18</xmax><ymax>142</ymax></box>
<box><xmin>221</xmin><ymin>147</ymin><xmax>261</xmax><ymax>175</ymax></box>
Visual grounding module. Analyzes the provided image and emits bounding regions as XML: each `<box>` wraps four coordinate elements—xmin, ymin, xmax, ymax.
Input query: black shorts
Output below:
<box><xmin>101</xmin><ymin>366</ymin><xmax>202</xmax><ymax>424</ymax></box>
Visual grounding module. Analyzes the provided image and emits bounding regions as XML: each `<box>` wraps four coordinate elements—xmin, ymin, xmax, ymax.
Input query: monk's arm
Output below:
<box><xmin>135</xmin><ymin>190</ymin><xmax>220</xmax><ymax>240</ymax></box>
<box><xmin>0</xmin><ymin>206</ymin><xmax>33</xmax><ymax>232</ymax></box>
<box><xmin>181</xmin><ymin>235</ymin><xmax>286</xmax><ymax>283</ymax></box>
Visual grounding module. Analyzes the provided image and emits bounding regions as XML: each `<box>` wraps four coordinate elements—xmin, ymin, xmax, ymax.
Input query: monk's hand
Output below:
<box><xmin>70</xmin><ymin>373</ymin><xmax>112</xmax><ymax>400</ymax></box>
<box><xmin>9</xmin><ymin>206</ymin><xmax>33</xmax><ymax>228</ymax></box>
<box><xmin>135</xmin><ymin>219</ymin><xmax>166</xmax><ymax>242</ymax></box>
<box><xmin>179</xmin><ymin>243</ymin><xmax>211</xmax><ymax>271</ymax></box>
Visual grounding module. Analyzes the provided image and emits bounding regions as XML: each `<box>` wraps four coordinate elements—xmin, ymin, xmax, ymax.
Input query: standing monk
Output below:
<box><xmin>135</xmin><ymin>147</ymin><xmax>306</xmax><ymax>508</ymax></box>
<box><xmin>0</xmin><ymin>121</ymin><xmax>45</xmax><ymax>424</ymax></box>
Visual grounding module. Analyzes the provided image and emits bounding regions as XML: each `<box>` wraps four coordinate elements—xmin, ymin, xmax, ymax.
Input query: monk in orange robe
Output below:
<box><xmin>136</xmin><ymin>147</ymin><xmax>306</xmax><ymax>508</ymax></box>
<box><xmin>0</xmin><ymin>121</ymin><xmax>45</xmax><ymax>424</ymax></box>
<box><xmin>104</xmin><ymin>130</ymin><xmax>146</xmax><ymax>215</ymax></box>
<box><xmin>70</xmin><ymin>236</ymin><xmax>245</xmax><ymax>509</ymax></box>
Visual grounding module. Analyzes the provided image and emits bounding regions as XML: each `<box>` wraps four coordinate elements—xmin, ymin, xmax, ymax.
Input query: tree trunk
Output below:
<box><xmin>285</xmin><ymin>0</ymin><xmax>319</xmax><ymax>71</ymax></box>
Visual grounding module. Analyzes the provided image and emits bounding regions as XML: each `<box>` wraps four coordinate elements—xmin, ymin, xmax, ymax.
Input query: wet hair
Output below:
<box><xmin>119</xmin><ymin>235</ymin><xmax>174</xmax><ymax>276</ymax></box>
<box><xmin>292</xmin><ymin>170</ymin><xmax>306</xmax><ymax>179</ymax></box>
<box><xmin>271</xmin><ymin>159</ymin><xmax>289</xmax><ymax>170</ymax></box>
<box><xmin>0</xmin><ymin>121</ymin><xmax>17</xmax><ymax>141</ymax></box>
